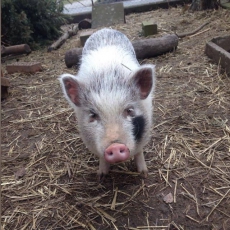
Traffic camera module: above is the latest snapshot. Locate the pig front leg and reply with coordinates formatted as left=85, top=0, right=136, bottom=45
left=134, top=152, right=148, bottom=178
left=97, top=157, right=110, bottom=181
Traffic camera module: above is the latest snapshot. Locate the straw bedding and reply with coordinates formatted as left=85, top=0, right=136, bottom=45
left=1, top=5, right=230, bottom=230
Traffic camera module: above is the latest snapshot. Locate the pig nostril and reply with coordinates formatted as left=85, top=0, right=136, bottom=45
left=104, top=143, right=130, bottom=163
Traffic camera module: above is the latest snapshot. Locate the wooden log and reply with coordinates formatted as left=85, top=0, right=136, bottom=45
left=65, top=34, right=179, bottom=68
left=48, top=25, right=78, bottom=52
left=65, top=48, right=83, bottom=68
left=1, top=44, right=31, bottom=56
left=1, top=77, right=10, bottom=87
left=1, top=69, right=10, bottom=100
left=78, top=19, right=92, bottom=30
left=132, top=34, right=178, bottom=59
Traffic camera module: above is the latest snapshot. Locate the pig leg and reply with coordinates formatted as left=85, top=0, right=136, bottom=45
left=134, top=152, right=148, bottom=178
left=97, top=158, right=110, bottom=181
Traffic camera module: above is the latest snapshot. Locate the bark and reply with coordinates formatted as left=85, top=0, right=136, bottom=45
left=65, top=34, right=179, bottom=68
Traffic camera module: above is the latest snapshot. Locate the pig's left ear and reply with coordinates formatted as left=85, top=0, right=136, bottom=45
left=132, top=65, right=156, bottom=100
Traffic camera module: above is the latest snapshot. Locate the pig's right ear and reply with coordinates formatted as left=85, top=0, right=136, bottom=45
left=59, top=74, right=82, bottom=107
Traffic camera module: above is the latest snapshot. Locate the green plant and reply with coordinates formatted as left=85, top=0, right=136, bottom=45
left=1, top=0, right=68, bottom=48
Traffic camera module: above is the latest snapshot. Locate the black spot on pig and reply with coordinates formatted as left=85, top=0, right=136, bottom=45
left=132, top=116, right=145, bottom=141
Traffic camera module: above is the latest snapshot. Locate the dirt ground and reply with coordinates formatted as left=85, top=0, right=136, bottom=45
left=1, top=5, right=230, bottom=230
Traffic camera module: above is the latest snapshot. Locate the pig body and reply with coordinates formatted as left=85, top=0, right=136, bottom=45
left=60, top=28, right=155, bottom=179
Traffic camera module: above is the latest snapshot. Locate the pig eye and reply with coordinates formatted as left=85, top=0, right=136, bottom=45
left=89, top=110, right=99, bottom=122
left=125, top=107, right=135, bottom=118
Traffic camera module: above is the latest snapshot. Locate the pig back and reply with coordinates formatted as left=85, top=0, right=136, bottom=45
left=83, top=28, right=136, bottom=58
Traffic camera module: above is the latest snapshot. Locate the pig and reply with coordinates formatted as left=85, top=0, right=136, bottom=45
left=60, top=28, right=156, bottom=180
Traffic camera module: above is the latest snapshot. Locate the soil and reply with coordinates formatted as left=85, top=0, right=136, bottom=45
left=1, top=5, right=230, bottom=230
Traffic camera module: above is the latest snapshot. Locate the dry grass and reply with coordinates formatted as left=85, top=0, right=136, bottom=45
left=1, top=5, right=230, bottom=230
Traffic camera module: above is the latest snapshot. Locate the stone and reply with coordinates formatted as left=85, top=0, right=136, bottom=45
left=80, top=30, right=95, bottom=47
left=6, top=62, right=42, bottom=74
left=92, top=2, right=125, bottom=29
left=220, top=2, right=230, bottom=10
left=142, top=21, right=157, bottom=37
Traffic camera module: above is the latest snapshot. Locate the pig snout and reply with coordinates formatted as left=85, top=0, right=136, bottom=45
left=104, top=143, right=130, bottom=164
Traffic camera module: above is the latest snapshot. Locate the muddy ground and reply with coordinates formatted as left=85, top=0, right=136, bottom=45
left=1, top=5, right=230, bottom=230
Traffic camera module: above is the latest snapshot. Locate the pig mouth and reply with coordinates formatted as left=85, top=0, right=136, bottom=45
left=104, top=143, right=130, bottom=164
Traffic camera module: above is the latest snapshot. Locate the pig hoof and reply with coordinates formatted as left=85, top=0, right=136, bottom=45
left=139, top=170, right=148, bottom=178
left=98, top=173, right=106, bottom=183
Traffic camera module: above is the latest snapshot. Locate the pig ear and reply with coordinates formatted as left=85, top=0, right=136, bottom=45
left=59, top=74, right=82, bottom=107
left=132, top=65, right=155, bottom=100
